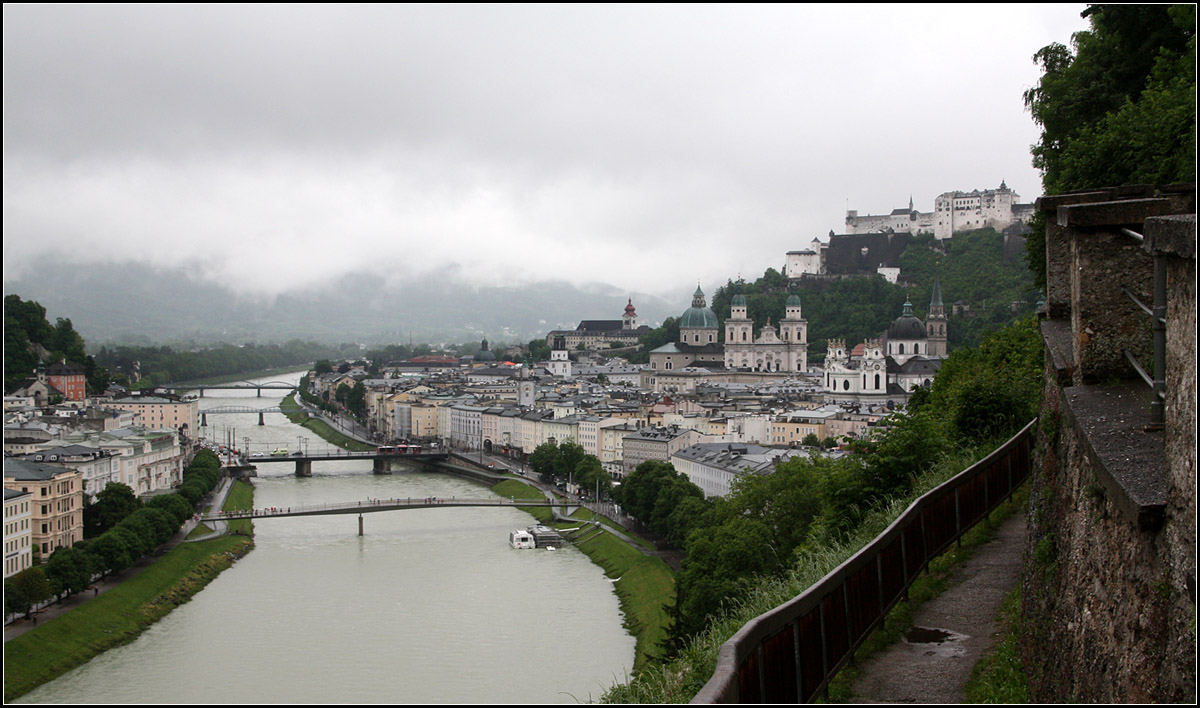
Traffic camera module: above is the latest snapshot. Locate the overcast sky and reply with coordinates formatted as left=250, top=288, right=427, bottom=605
left=4, top=4, right=1090, bottom=301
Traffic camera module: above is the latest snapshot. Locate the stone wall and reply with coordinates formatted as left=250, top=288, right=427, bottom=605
left=1023, top=191, right=1195, bottom=702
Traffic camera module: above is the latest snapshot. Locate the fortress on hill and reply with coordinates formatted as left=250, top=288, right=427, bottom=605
left=844, top=181, right=1035, bottom=240
left=785, top=181, right=1035, bottom=281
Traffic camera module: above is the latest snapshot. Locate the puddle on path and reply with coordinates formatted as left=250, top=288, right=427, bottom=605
left=902, top=626, right=969, bottom=657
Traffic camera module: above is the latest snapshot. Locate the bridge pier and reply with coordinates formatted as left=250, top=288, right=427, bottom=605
left=373, top=457, right=392, bottom=474
left=258, top=411, right=265, bottom=426
left=257, top=387, right=262, bottom=397
left=358, top=513, right=364, bottom=536
left=295, top=460, right=312, bottom=477
left=201, top=412, right=208, bottom=427
left=199, top=388, right=204, bottom=398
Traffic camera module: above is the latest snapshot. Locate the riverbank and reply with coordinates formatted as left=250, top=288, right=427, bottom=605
left=162, top=364, right=312, bottom=390
left=490, top=476, right=673, bottom=673
left=3, top=481, right=255, bottom=702
left=280, top=393, right=374, bottom=451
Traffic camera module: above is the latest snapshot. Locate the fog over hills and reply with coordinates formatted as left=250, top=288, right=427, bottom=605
left=3, top=259, right=677, bottom=348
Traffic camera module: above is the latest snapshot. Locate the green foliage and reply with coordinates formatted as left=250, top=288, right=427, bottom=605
left=347, top=381, right=367, bottom=418
left=526, top=338, right=551, bottom=362
left=924, top=316, right=1043, bottom=445
left=1025, top=4, right=1195, bottom=195
left=144, top=494, right=194, bottom=526
left=673, top=517, right=777, bottom=642
left=83, top=482, right=142, bottom=539
left=43, top=546, right=93, bottom=599
left=4, top=567, right=51, bottom=616
left=4, top=295, right=92, bottom=393
left=83, top=532, right=137, bottom=577
left=94, top=339, right=340, bottom=389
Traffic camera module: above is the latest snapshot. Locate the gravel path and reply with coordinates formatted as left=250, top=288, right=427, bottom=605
left=850, top=511, right=1026, bottom=703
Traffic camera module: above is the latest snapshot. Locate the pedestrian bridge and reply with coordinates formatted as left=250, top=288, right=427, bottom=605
left=201, top=496, right=570, bottom=535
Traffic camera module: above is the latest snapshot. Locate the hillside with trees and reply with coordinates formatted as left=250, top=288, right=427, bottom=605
left=629, top=227, right=1036, bottom=363
left=1023, top=3, right=1195, bottom=288
left=605, top=315, right=1043, bottom=700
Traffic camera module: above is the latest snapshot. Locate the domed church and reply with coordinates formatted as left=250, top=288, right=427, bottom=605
left=649, top=284, right=810, bottom=374
left=824, top=278, right=948, bottom=405
left=723, top=292, right=809, bottom=373
left=649, top=285, right=725, bottom=371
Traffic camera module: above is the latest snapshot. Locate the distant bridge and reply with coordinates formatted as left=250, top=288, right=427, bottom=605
left=173, top=380, right=299, bottom=397
left=200, top=496, right=570, bottom=536
left=237, top=449, right=450, bottom=476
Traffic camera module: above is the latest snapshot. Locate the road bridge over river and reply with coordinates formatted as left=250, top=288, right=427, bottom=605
left=170, top=380, right=298, bottom=397
left=241, top=449, right=449, bottom=476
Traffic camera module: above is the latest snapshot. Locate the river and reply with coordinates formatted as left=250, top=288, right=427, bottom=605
left=17, top=371, right=635, bottom=703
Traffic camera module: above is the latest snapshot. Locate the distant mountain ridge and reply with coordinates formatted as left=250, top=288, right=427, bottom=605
left=3, top=260, right=676, bottom=347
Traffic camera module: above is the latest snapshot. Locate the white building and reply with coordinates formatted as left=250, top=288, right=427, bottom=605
left=824, top=285, right=948, bottom=406
left=844, top=182, right=1034, bottom=240
left=672, top=443, right=807, bottom=498
left=4, top=488, right=33, bottom=578
left=723, top=293, right=808, bottom=373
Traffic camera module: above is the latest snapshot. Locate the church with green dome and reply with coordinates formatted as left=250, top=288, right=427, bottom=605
left=648, top=284, right=809, bottom=375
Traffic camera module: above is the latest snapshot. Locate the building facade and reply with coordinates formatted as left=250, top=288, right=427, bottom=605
left=845, top=182, right=1034, bottom=240
left=3, top=459, right=84, bottom=557
left=723, top=293, right=808, bottom=373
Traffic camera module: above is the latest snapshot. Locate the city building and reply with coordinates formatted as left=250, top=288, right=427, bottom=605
left=723, top=293, right=808, bottom=373
left=824, top=287, right=948, bottom=405
left=3, top=458, right=83, bottom=557
left=4, top=488, right=33, bottom=578
left=672, top=442, right=807, bottom=498
left=544, top=298, right=651, bottom=351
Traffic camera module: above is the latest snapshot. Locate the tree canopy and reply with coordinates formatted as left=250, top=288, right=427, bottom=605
left=1025, top=4, right=1195, bottom=195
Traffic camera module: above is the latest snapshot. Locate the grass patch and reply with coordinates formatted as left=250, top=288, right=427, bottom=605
left=186, top=522, right=213, bottom=539
left=3, top=481, right=256, bottom=702
left=278, top=395, right=373, bottom=452
left=964, top=587, right=1027, bottom=703
left=492, top=478, right=554, bottom=522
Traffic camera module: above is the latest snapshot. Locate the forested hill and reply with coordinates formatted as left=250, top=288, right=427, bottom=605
left=652, top=228, right=1038, bottom=361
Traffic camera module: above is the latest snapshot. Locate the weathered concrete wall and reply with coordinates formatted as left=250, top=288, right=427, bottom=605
left=1023, top=196, right=1195, bottom=703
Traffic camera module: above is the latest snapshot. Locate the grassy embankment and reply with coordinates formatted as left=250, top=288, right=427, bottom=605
left=279, top=393, right=374, bottom=452
left=3, top=482, right=256, bottom=703
left=490, top=478, right=674, bottom=674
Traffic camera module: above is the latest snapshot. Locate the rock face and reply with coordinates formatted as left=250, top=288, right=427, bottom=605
left=1023, top=193, right=1195, bottom=703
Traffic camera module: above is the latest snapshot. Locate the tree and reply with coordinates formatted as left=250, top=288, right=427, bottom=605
left=1025, top=4, right=1194, bottom=194
left=84, top=482, right=142, bottom=538
left=84, top=532, right=136, bottom=577
left=1024, top=5, right=1196, bottom=286
left=314, top=360, right=334, bottom=375
left=44, top=546, right=93, bottom=600
left=573, top=455, right=612, bottom=498
left=347, top=381, right=367, bottom=418
left=5, top=567, right=51, bottom=616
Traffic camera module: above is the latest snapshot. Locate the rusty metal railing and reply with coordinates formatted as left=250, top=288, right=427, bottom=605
left=692, top=418, right=1036, bottom=704
left=1118, top=228, right=1167, bottom=429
